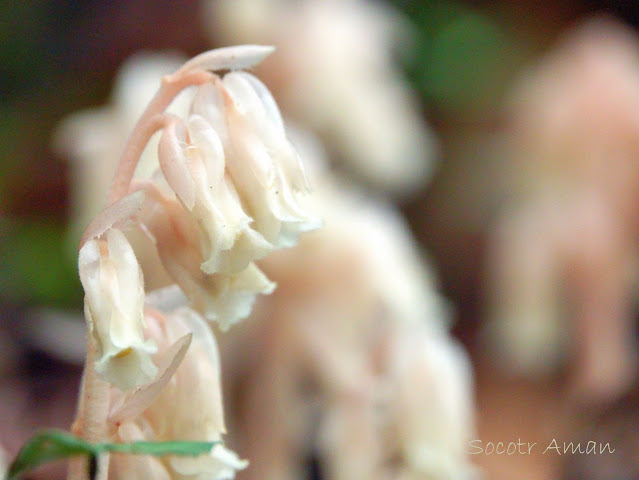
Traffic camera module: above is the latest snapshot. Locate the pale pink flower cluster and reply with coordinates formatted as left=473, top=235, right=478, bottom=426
left=69, top=45, right=318, bottom=480
left=60, top=40, right=475, bottom=480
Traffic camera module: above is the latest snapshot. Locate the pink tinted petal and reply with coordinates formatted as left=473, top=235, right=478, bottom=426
left=191, top=83, right=228, bottom=143
left=109, top=333, right=192, bottom=423
left=80, top=190, right=145, bottom=246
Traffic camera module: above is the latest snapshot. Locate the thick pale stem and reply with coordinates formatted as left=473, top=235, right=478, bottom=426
left=82, top=339, right=110, bottom=443
left=107, top=69, right=216, bottom=205
left=68, top=337, right=111, bottom=480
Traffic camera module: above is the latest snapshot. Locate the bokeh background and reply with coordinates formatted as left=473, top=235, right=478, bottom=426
left=3, top=1, right=639, bottom=479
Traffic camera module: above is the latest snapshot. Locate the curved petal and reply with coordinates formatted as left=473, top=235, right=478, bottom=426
left=80, top=190, right=146, bottom=246
left=110, top=332, right=192, bottom=423
left=158, top=119, right=196, bottom=210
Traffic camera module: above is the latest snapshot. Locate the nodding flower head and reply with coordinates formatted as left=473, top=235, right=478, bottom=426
left=67, top=46, right=321, bottom=480
left=132, top=49, right=318, bottom=330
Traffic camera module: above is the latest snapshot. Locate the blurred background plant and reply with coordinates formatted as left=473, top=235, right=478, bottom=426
left=3, top=1, right=639, bottom=479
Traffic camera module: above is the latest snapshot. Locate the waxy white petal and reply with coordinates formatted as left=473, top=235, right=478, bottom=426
left=235, top=72, right=285, bottom=133
left=132, top=308, right=227, bottom=442
left=157, top=113, right=274, bottom=275
left=109, top=306, right=246, bottom=480
left=170, top=443, right=248, bottom=478
left=221, top=80, right=320, bottom=247
left=191, top=82, right=229, bottom=144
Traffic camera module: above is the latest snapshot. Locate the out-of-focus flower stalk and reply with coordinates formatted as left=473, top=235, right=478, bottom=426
left=221, top=128, right=476, bottom=480
left=485, top=17, right=639, bottom=403
left=204, top=0, right=438, bottom=198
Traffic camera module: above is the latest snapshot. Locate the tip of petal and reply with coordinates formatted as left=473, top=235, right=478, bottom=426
left=180, top=45, right=275, bottom=74
left=79, top=190, right=146, bottom=248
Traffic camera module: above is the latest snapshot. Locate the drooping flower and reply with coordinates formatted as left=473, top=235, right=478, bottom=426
left=388, top=327, right=476, bottom=479
left=134, top=52, right=318, bottom=329
left=79, top=225, right=158, bottom=391
left=485, top=18, right=639, bottom=401
left=215, top=72, right=321, bottom=246
left=109, top=307, right=247, bottom=480
left=137, top=180, right=275, bottom=330
left=157, top=69, right=320, bottom=277
left=157, top=113, right=273, bottom=275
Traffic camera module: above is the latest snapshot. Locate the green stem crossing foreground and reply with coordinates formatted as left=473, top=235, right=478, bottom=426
left=7, top=430, right=218, bottom=480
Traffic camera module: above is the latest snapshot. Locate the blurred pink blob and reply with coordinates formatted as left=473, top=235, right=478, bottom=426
left=485, top=17, right=639, bottom=404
